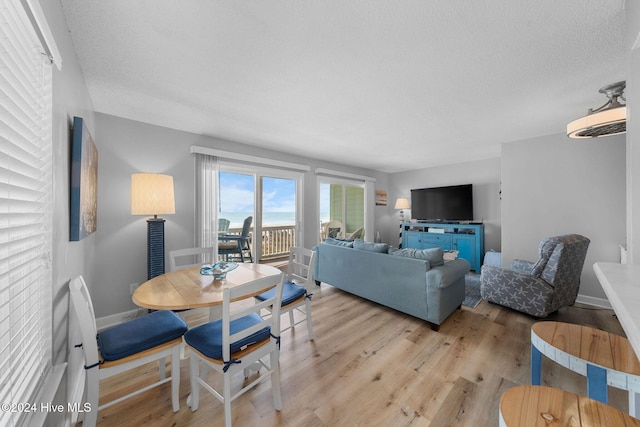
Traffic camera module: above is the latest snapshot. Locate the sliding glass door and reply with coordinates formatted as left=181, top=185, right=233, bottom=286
left=260, top=176, right=298, bottom=262
left=318, top=177, right=366, bottom=242
left=218, top=164, right=302, bottom=263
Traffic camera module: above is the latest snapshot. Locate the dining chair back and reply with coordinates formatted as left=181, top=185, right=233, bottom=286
left=255, top=246, right=316, bottom=340
left=218, top=216, right=253, bottom=262
left=68, top=276, right=187, bottom=427
left=169, top=246, right=215, bottom=271
left=168, top=247, right=216, bottom=324
left=184, top=272, right=285, bottom=427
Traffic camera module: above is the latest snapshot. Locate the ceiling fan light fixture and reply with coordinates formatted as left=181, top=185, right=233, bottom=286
left=567, top=81, right=627, bottom=139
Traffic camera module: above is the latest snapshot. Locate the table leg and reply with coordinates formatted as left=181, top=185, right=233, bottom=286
left=531, top=343, right=542, bottom=385
left=587, top=364, right=608, bottom=404
left=629, top=390, right=640, bottom=418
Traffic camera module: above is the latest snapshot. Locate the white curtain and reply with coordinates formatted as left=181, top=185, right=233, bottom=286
left=195, top=154, right=219, bottom=260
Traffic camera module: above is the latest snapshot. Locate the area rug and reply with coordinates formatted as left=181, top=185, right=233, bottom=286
left=463, top=274, right=482, bottom=308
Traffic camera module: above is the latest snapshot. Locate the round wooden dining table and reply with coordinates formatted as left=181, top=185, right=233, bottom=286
left=132, top=263, right=282, bottom=311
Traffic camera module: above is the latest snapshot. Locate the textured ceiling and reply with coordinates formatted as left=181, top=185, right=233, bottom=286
left=59, top=0, right=627, bottom=173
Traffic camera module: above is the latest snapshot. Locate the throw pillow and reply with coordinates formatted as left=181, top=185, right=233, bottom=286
left=353, top=239, right=389, bottom=253
left=389, top=247, right=444, bottom=266
left=323, top=237, right=354, bottom=248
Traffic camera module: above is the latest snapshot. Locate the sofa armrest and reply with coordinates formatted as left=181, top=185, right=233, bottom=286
left=427, top=258, right=470, bottom=289
left=510, top=259, right=535, bottom=274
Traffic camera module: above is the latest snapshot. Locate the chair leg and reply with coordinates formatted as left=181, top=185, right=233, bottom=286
left=223, top=372, right=233, bottom=427
left=189, top=355, right=200, bottom=412
left=288, top=310, right=295, bottom=328
left=270, top=349, right=282, bottom=411
left=305, top=299, right=314, bottom=340
left=171, top=345, right=181, bottom=412
left=84, top=368, right=100, bottom=427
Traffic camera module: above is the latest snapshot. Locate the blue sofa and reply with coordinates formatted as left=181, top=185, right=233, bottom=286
left=313, top=239, right=470, bottom=331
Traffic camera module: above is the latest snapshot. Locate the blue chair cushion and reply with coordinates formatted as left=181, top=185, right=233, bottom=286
left=255, top=280, right=306, bottom=306
left=184, top=313, right=271, bottom=360
left=97, top=310, right=188, bottom=361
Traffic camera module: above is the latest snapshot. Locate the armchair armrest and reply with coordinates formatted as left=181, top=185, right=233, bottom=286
left=510, top=259, right=535, bottom=274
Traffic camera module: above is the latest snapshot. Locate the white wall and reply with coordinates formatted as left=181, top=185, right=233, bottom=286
left=502, top=133, right=626, bottom=303
left=92, top=113, right=385, bottom=317
left=385, top=158, right=502, bottom=252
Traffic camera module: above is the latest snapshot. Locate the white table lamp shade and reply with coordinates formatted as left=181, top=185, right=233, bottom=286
left=394, top=197, right=410, bottom=210
left=131, top=173, right=175, bottom=216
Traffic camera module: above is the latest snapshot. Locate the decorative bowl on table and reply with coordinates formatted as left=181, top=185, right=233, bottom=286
left=200, top=261, right=238, bottom=280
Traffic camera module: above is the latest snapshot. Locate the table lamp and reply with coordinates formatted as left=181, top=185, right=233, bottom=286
left=131, top=173, right=175, bottom=279
left=394, top=197, right=410, bottom=222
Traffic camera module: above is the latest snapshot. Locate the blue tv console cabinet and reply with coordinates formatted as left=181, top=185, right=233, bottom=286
left=401, top=222, right=485, bottom=272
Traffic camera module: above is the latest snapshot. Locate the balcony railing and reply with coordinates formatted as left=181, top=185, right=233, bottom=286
left=226, top=224, right=296, bottom=261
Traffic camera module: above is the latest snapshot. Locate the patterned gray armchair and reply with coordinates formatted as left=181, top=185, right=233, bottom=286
left=480, top=234, right=590, bottom=317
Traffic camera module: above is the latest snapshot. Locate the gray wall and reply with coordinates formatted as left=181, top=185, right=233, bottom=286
left=385, top=158, right=502, bottom=252
left=626, top=0, right=640, bottom=263
left=93, top=113, right=386, bottom=318
left=41, top=0, right=96, bottom=423
left=501, top=133, right=626, bottom=303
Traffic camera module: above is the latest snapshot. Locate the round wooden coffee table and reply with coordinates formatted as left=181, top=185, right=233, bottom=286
left=500, top=385, right=640, bottom=427
left=531, top=321, right=640, bottom=417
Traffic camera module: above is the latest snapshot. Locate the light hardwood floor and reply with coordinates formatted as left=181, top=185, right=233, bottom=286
left=92, top=283, right=628, bottom=426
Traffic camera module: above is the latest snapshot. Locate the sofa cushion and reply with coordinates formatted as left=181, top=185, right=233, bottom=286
left=353, top=239, right=389, bottom=253
left=323, top=237, right=354, bottom=248
left=390, top=247, right=444, bottom=266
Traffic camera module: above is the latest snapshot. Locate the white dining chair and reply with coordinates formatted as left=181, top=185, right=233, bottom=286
left=184, top=272, right=285, bottom=427
left=254, top=246, right=316, bottom=340
left=168, top=246, right=217, bottom=325
left=68, top=276, right=187, bottom=427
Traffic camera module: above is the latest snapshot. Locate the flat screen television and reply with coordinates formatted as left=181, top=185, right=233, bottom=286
left=410, top=184, right=473, bottom=222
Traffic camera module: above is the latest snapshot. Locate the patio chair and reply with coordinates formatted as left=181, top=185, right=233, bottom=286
left=322, top=220, right=343, bottom=239
left=346, top=226, right=364, bottom=240
left=218, top=216, right=253, bottom=262
left=218, top=218, right=230, bottom=234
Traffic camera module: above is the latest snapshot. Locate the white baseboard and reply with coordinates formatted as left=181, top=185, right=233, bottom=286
left=96, top=308, right=147, bottom=330
left=575, top=293, right=612, bottom=309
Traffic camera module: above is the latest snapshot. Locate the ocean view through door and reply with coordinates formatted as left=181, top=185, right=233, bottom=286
left=219, top=168, right=301, bottom=263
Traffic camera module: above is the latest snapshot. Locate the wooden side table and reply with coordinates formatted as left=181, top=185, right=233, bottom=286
left=531, top=321, right=640, bottom=417
left=500, top=385, right=640, bottom=427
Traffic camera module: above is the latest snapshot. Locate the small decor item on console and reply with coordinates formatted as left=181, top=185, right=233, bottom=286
left=200, top=261, right=238, bottom=280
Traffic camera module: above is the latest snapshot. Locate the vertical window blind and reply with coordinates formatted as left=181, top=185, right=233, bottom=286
left=0, top=0, right=54, bottom=425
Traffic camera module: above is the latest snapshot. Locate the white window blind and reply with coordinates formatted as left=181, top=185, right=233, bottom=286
left=0, top=0, right=54, bottom=425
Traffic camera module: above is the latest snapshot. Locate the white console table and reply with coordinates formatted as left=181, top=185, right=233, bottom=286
left=593, top=262, right=640, bottom=359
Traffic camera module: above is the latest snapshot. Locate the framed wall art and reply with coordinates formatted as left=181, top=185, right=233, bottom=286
left=375, top=190, right=387, bottom=206
left=70, top=116, right=98, bottom=241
